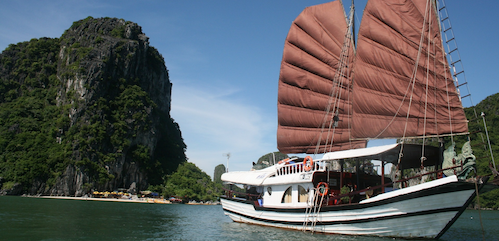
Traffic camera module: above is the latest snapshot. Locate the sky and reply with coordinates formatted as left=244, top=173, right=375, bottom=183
left=1, top=0, right=498, bottom=178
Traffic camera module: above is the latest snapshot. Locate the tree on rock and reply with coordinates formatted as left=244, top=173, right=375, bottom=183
left=163, top=162, right=220, bottom=202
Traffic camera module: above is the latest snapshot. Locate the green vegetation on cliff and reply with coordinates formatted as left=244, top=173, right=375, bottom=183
left=161, top=162, right=223, bottom=202
left=0, top=38, right=71, bottom=191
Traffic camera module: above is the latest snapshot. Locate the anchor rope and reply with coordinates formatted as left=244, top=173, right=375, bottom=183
left=474, top=179, right=485, bottom=241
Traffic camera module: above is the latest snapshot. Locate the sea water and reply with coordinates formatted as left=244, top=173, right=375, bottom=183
left=0, top=196, right=497, bottom=240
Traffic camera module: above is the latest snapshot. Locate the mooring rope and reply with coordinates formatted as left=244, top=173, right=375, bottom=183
left=474, top=178, right=485, bottom=241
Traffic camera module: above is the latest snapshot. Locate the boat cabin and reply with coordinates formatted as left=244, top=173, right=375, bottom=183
left=221, top=143, right=455, bottom=208
left=222, top=151, right=391, bottom=208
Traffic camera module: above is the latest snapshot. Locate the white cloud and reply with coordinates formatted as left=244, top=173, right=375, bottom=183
left=171, top=82, right=276, bottom=178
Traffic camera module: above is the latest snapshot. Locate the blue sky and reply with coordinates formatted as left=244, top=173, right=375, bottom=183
left=1, top=0, right=498, bottom=177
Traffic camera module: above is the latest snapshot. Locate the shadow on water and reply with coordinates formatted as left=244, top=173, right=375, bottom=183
left=0, top=196, right=497, bottom=240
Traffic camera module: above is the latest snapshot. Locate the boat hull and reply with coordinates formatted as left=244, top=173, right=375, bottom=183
left=221, top=176, right=481, bottom=239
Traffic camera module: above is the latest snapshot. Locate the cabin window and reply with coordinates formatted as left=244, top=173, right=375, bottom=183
left=281, top=186, right=292, bottom=203
left=330, top=179, right=338, bottom=188
left=298, top=185, right=308, bottom=202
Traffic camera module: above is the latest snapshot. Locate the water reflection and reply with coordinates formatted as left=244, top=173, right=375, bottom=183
left=0, top=196, right=496, bottom=241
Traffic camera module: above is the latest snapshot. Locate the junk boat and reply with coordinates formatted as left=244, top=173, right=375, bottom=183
left=221, top=0, right=498, bottom=239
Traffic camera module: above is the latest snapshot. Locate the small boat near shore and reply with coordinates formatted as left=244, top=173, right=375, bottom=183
left=221, top=0, right=498, bottom=239
left=37, top=195, right=172, bottom=204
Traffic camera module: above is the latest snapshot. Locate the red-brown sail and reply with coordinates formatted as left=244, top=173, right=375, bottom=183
left=277, top=1, right=366, bottom=154
left=352, top=0, right=468, bottom=139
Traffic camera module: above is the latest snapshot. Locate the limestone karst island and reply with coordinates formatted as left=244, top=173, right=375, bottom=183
left=0, top=17, right=222, bottom=203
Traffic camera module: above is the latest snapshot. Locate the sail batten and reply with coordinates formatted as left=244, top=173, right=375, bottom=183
left=287, top=22, right=343, bottom=63
left=278, top=83, right=350, bottom=111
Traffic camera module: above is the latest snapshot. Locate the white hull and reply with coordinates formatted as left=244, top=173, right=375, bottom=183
left=221, top=176, right=478, bottom=239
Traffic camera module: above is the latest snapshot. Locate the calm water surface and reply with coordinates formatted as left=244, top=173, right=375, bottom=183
left=0, top=196, right=497, bottom=240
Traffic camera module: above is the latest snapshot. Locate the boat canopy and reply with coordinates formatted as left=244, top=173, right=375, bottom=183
left=221, top=166, right=277, bottom=186
left=321, top=143, right=398, bottom=160
left=320, top=143, right=440, bottom=169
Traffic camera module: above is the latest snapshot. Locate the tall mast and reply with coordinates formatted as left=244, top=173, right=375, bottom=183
left=351, top=0, right=355, bottom=47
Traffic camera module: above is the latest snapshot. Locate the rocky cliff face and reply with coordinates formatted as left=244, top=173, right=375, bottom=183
left=57, top=17, right=171, bottom=121
left=0, top=17, right=186, bottom=196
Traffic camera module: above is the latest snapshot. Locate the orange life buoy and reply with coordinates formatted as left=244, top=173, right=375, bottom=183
left=303, top=156, right=313, bottom=171
left=317, top=182, right=329, bottom=196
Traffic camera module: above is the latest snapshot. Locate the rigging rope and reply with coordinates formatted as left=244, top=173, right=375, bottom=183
left=474, top=179, right=485, bottom=241
left=371, top=0, right=432, bottom=140
left=439, top=4, right=455, bottom=144
left=313, top=4, right=355, bottom=156
left=397, top=0, right=432, bottom=167
left=439, top=0, right=495, bottom=168
left=421, top=0, right=433, bottom=166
